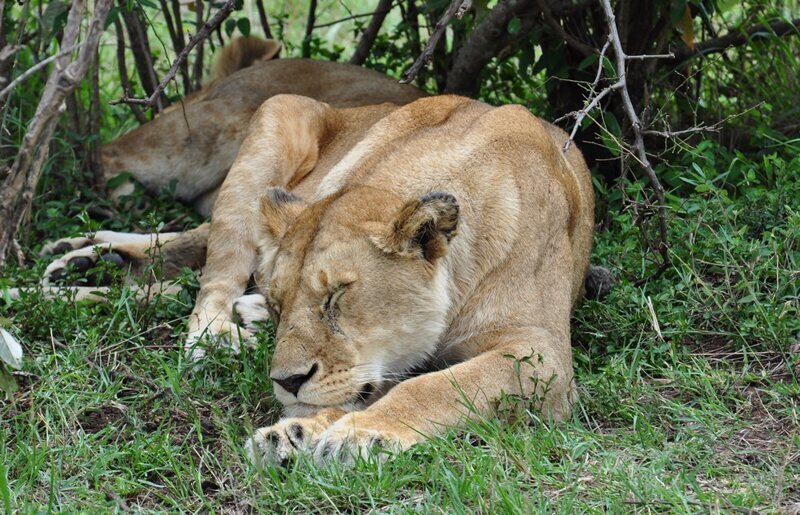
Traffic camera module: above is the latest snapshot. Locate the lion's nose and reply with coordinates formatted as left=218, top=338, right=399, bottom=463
left=271, top=363, right=318, bottom=396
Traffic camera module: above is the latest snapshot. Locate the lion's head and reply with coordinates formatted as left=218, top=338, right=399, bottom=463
left=256, top=187, right=459, bottom=416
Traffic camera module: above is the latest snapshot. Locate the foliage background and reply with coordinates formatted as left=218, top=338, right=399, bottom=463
left=0, top=0, right=798, bottom=511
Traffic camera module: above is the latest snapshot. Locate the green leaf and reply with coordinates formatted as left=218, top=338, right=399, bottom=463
left=604, top=111, right=622, bottom=137
left=237, top=18, right=251, bottom=37
left=42, top=0, right=69, bottom=38
left=104, top=6, right=120, bottom=29
left=578, top=54, right=599, bottom=71
left=508, top=17, right=521, bottom=35
left=225, top=18, right=236, bottom=37
left=106, top=172, right=133, bottom=189
left=669, top=0, right=688, bottom=24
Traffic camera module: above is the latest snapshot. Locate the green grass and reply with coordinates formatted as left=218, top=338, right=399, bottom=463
left=2, top=2, right=799, bottom=508
left=1, top=143, right=798, bottom=512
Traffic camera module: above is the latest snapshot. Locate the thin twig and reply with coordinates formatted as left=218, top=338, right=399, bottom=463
left=314, top=2, right=401, bottom=29
left=400, top=0, right=472, bottom=84
left=558, top=37, right=614, bottom=150
left=600, top=0, right=671, bottom=282
left=625, top=53, right=674, bottom=60
left=642, top=125, right=715, bottom=138
left=0, top=43, right=81, bottom=102
left=111, top=0, right=237, bottom=108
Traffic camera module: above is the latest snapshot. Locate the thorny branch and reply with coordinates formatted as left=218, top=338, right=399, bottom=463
left=111, top=0, right=236, bottom=108
left=562, top=0, right=681, bottom=282
left=400, top=0, right=472, bottom=84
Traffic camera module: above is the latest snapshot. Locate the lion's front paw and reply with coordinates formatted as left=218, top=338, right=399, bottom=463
left=232, top=293, right=271, bottom=332
left=184, top=317, right=254, bottom=360
left=313, top=414, right=420, bottom=465
left=245, top=417, right=324, bottom=468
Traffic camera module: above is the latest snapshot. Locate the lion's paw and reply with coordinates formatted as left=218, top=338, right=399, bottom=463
left=184, top=317, right=254, bottom=360
left=245, top=418, right=322, bottom=468
left=43, top=243, right=132, bottom=287
left=312, top=416, right=417, bottom=466
left=232, top=293, right=270, bottom=332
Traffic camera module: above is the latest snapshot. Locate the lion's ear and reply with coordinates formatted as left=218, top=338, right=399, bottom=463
left=261, top=188, right=306, bottom=239
left=374, top=192, right=459, bottom=262
left=261, top=39, right=282, bottom=61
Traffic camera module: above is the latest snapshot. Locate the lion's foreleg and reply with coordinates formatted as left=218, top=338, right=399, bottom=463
left=187, top=95, right=333, bottom=355
left=312, top=327, right=575, bottom=464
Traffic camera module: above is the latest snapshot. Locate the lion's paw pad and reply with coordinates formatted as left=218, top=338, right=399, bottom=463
left=40, top=236, right=95, bottom=256
left=43, top=244, right=131, bottom=287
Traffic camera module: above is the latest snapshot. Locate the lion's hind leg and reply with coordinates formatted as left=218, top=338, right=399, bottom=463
left=42, top=225, right=209, bottom=288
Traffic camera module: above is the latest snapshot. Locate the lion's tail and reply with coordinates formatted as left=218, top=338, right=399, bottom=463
left=212, top=36, right=282, bottom=81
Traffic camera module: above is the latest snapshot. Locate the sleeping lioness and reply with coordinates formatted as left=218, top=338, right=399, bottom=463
left=99, top=36, right=426, bottom=216
left=40, top=93, right=594, bottom=464
left=177, top=93, right=594, bottom=464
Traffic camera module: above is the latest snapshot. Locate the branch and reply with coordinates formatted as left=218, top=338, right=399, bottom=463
left=302, top=0, right=318, bottom=58
left=119, top=0, right=164, bottom=110
left=600, top=0, right=670, bottom=281
left=400, top=0, right=472, bottom=84
left=0, top=43, right=81, bottom=102
left=314, top=3, right=401, bottom=29
left=255, top=0, right=273, bottom=39
left=191, top=0, right=205, bottom=90
left=168, top=0, right=192, bottom=94
left=444, top=0, right=593, bottom=96
left=113, top=16, right=147, bottom=124
left=350, top=0, right=394, bottom=65
left=444, top=0, right=535, bottom=94
left=674, top=17, right=800, bottom=63
left=111, top=0, right=236, bottom=108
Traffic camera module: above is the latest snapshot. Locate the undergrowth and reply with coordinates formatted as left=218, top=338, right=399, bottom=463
left=1, top=138, right=797, bottom=512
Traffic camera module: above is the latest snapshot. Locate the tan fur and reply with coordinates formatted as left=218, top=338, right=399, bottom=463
left=100, top=37, right=425, bottom=215
left=180, top=94, right=594, bottom=464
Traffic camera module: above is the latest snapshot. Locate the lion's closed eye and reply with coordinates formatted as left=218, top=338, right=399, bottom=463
left=321, top=283, right=350, bottom=331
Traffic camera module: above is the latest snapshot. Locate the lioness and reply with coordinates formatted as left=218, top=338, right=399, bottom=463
left=30, top=40, right=596, bottom=465
left=175, top=93, right=594, bottom=465
left=99, top=36, right=425, bottom=216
